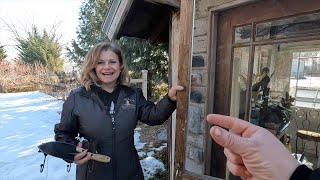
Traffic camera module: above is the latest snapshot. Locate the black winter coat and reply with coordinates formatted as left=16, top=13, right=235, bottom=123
left=54, top=85, right=176, bottom=180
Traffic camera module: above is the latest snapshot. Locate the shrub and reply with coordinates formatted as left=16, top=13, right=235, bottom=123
left=149, top=146, right=168, bottom=180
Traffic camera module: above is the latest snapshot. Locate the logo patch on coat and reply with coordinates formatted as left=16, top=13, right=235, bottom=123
left=122, top=98, right=135, bottom=109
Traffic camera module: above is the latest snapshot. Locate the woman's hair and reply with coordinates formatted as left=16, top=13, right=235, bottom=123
left=80, top=42, right=130, bottom=90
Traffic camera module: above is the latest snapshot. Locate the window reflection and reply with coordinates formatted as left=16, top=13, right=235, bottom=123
left=234, top=25, right=252, bottom=44
left=249, top=42, right=320, bottom=131
left=291, top=51, right=320, bottom=108
left=230, top=47, right=250, bottom=119
left=256, top=11, right=320, bottom=41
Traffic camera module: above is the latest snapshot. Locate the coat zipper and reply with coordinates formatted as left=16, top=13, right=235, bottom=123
left=110, top=109, right=116, bottom=180
left=90, top=93, right=117, bottom=180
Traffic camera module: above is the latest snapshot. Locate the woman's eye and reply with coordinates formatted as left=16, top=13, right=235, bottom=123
left=97, top=61, right=104, bottom=65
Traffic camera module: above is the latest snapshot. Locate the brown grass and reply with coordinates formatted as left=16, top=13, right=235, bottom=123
left=0, top=60, right=80, bottom=100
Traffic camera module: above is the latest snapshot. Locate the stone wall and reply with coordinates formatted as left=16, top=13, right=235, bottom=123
left=184, top=0, right=239, bottom=174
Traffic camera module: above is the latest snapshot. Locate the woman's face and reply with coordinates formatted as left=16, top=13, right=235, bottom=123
left=95, top=50, right=121, bottom=90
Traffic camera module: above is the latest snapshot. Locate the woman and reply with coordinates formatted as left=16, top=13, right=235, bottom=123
left=54, top=42, right=183, bottom=180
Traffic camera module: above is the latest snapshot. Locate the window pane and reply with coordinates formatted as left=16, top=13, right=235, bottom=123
left=234, top=25, right=252, bottom=44
left=256, top=11, right=320, bottom=41
left=249, top=41, right=320, bottom=132
left=230, top=47, right=250, bottom=119
left=250, top=44, right=292, bottom=127
left=291, top=51, right=320, bottom=108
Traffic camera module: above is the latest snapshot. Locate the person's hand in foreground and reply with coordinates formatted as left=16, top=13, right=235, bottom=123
left=168, top=84, right=184, bottom=101
left=74, top=142, right=92, bottom=165
left=207, top=114, right=299, bottom=180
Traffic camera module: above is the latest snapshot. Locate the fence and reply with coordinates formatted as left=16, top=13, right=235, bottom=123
left=41, top=70, right=148, bottom=100
left=130, top=70, right=148, bottom=98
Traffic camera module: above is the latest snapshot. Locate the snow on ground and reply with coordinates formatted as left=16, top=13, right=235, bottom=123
left=0, top=91, right=165, bottom=180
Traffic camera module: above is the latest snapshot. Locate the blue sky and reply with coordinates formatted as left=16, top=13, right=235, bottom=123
left=0, top=0, right=82, bottom=59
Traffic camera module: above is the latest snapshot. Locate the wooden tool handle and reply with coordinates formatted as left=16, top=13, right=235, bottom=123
left=91, top=154, right=111, bottom=163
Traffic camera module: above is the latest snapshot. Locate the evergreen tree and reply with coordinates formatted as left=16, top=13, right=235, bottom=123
left=66, top=0, right=111, bottom=65
left=0, top=44, right=7, bottom=61
left=15, top=25, right=64, bottom=72
left=119, top=37, right=169, bottom=101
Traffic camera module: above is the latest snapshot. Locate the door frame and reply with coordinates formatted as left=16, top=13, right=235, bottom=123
left=208, top=0, right=320, bottom=178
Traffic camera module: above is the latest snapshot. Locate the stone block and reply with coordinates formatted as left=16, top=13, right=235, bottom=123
left=186, top=144, right=203, bottom=164
left=188, top=105, right=202, bottom=134
left=193, top=35, right=207, bottom=53
left=194, top=17, right=208, bottom=36
left=186, top=131, right=204, bottom=148
left=192, top=55, right=205, bottom=67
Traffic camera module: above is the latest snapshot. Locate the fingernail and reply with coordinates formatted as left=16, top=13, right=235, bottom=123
left=214, top=127, right=221, bottom=136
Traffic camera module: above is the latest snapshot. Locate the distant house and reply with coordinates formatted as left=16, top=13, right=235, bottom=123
left=103, top=0, right=320, bottom=179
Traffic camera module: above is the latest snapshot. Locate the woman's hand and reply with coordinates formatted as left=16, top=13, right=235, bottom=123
left=74, top=142, right=92, bottom=165
left=168, top=84, right=184, bottom=101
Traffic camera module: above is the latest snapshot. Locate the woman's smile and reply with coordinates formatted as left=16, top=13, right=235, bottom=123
left=95, top=50, right=121, bottom=91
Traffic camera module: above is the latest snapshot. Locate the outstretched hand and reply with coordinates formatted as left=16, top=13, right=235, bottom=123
left=168, top=84, right=184, bottom=101
left=207, top=114, right=299, bottom=180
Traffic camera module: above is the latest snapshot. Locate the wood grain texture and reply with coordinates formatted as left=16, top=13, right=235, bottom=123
left=174, top=0, right=194, bottom=179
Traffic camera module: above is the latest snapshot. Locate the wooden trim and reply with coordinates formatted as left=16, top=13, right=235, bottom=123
left=106, top=0, right=134, bottom=40
left=174, top=0, right=194, bottom=179
left=244, top=44, right=255, bottom=121
left=145, top=0, right=180, bottom=8
left=204, top=11, right=217, bottom=176
left=208, top=0, right=259, bottom=12
left=169, top=10, right=181, bottom=180
left=232, top=35, right=320, bottom=48
left=183, top=171, right=224, bottom=180
left=102, top=0, right=121, bottom=35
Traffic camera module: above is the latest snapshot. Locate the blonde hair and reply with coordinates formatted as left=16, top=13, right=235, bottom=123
left=80, top=42, right=130, bottom=90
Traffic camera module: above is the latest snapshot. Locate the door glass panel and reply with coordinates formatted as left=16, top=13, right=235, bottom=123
left=291, top=51, right=320, bottom=108
left=256, top=11, right=320, bottom=41
left=250, top=41, right=320, bottom=130
left=234, top=25, right=252, bottom=44
left=230, top=47, right=250, bottom=119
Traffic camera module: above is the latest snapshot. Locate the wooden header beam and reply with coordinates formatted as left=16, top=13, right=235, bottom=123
left=145, top=0, right=180, bottom=8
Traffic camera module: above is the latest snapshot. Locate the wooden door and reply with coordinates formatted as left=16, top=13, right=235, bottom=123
left=212, top=0, right=320, bottom=178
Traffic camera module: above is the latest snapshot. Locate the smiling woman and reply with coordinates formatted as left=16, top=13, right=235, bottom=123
left=54, top=42, right=184, bottom=180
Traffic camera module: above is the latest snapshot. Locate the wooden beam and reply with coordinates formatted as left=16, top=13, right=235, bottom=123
left=204, top=11, right=218, bottom=176
left=174, top=0, right=194, bottom=179
left=208, top=0, right=258, bottom=12
left=145, top=0, right=180, bottom=8
left=169, top=11, right=180, bottom=180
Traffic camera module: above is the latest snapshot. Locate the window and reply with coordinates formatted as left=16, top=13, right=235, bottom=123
left=291, top=51, right=320, bottom=108
left=230, top=11, right=320, bottom=128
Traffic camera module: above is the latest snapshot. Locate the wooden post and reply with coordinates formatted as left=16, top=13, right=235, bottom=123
left=174, top=0, right=194, bottom=179
left=141, top=70, right=148, bottom=98
left=169, top=11, right=180, bottom=180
